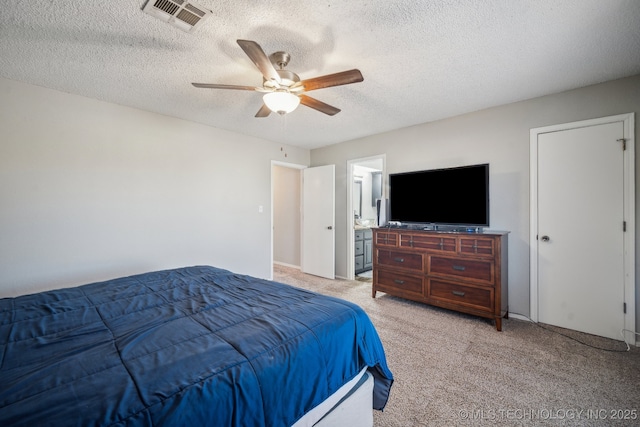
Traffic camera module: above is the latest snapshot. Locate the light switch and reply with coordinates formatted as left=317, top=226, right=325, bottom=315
left=258, top=205, right=264, bottom=213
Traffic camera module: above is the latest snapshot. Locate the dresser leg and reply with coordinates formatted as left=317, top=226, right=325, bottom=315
left=372, top=288, right=377, bottom=298
left=495, top=317, right=502, bottom=331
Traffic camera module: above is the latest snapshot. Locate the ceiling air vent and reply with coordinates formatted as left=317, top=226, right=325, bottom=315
left=142, top=0, right=212, bottom=33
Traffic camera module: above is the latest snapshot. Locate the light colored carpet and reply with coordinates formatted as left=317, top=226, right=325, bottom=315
left=273, top=265, right=640, bottom=426
left=357, top=270, right=373, bottom=280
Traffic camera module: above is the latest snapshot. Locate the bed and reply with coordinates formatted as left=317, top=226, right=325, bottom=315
left=0, top=266, right=393, bottom=426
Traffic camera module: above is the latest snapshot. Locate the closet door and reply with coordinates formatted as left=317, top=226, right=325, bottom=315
left=534, top=119, right=627, bottom=340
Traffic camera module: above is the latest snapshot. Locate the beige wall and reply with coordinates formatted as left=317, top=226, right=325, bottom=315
left=0, top=77, right=309, bottom=297
left=311, top=74, right=640, bottom=328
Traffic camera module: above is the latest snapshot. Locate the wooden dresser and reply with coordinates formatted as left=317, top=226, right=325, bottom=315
left=372, top=227, right=508, bottom=330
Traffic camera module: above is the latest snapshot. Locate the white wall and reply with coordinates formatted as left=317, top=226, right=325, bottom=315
left=0, top=77, right=309, bottom=297
left=273, top=165, right=301, bottom=267
left=311, top=74, right=640, bottom=328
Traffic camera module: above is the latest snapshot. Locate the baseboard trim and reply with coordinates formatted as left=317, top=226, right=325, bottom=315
left=508, top=313, right=531, bottom=322
left=274, top=261, right=300, bottom=270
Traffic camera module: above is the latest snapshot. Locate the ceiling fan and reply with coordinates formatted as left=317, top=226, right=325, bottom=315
left=192, top=39, right=364, bottom=117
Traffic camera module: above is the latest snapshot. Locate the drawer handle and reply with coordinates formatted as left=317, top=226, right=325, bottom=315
left=452, top=290, right=466, bottom=297
left=394, top=279, right=405, bottom=285
left=393, top=257, right=405, bottom=263
left=452, top=265, right=466, bottom=271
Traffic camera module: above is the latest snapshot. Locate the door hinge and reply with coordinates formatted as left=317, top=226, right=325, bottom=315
left=617, top=138, right=627, bottom=150
left=623, top=221, right=627, bottom=232
left=623, top=302, right=627, bottom=314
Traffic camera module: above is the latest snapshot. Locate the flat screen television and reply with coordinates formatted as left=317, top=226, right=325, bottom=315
left=388, top=163, right=489, bottom=229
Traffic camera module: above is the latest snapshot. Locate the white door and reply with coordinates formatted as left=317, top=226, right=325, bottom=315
left=302, top=165, right=335, bottom=279
left=535, top=122, right=625, bottom=340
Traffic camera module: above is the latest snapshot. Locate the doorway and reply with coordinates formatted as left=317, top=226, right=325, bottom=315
left=271, top=161, right=305, bottom=279
left=347, top=155, right=385, bottom=281
left=530, top=113, right=635, bottom=342
left=271, top=162, right=336, bottom=280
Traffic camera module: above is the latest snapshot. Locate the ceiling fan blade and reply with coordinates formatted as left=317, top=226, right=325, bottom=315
left=192, top=83, right=258, bottom=91
left=255, top=104, right=272, bottom=118
left=299, top=95, right=341, bottom=116
left=237, top=39, right=282, bottom=84
left=300, top=69, right=363, bottom=92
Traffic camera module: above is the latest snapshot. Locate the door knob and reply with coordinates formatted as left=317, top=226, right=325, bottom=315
left=540, top=235, right=550, bottom=242
left=327, top=226, right=333, bottom=230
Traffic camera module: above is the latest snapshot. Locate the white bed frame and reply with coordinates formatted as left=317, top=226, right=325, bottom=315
left=292, top=368, right=374, bottom=427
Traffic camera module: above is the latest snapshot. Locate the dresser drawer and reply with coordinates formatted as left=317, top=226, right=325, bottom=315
left=377, top=270, right=424, bottom=296
left=399, top=234, right=456, bottom=252
left=355, top=230, right=365, bottom=241
left=375, top=231, right=398, bottom=247
left=428, top=256, right=494, bottom=285
left=428, top=279, right=493, bottom=312
left=355, top=240, right=364, bottom=256
left=459, top=237, right=495, bottom=256
left=377, top=250, right=423, bottom=272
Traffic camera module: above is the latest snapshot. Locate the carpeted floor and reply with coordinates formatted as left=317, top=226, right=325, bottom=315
left=273, top=265, right=640, bottom=426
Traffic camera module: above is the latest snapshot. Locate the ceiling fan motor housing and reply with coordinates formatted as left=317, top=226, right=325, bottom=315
left=269, top=51, right=291, bottom=69
left=264, top=69, right=300, bottom=91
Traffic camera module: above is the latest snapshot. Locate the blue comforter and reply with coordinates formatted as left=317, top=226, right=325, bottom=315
left=0, top=266, right=392, bottom=426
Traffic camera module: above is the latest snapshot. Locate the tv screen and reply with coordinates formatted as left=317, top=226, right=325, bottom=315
left=389, top=163, right=489, bottom=227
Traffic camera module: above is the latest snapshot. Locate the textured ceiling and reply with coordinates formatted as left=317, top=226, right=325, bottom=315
left=1, top=0, right=639, bottom=149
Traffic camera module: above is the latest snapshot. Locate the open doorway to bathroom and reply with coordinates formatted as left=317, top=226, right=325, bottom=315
left=346, top=155, right=385, bottom=281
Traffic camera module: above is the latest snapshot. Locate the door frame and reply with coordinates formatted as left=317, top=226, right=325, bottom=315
left=529, top=113, right=635, bottom=344
left=347, top=155, right=386, bottom=281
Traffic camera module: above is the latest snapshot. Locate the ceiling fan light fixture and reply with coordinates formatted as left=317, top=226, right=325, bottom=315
left=263, top=91, right=300, bottom=115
